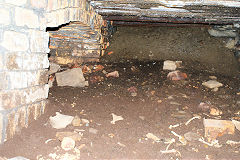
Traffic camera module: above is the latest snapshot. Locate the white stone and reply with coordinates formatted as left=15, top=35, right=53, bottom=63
left=56, top=68, right=86, bottom=87
left=163, top=60, right=177, bottom=71
left=6, top=0, right=27, bottom=6
left=0, top=8, right=10, bottom=25
left=1, top=31, right=29, bottom=51
left=15, top=8, right=39, bottom=28
left=202, top=80, right=223, bottom=89
left=225, top=38, right=237, bottom=49
left=49, top=112, right=74, bottom=129
left=208, top=29, right=237, bottom=37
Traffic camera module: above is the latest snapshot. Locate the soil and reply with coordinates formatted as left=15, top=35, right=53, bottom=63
left=0, top=26, right=240, bottom=160
left=104, top=26, right=239, bottom=76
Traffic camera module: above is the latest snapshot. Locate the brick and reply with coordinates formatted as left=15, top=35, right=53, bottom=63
left=0, top=72, right=8, bottom=90
left=17, top=107, right=27, bottom=129
left=0, top=91, right=17, bottom=110
left=29, top=30, right=50, bottom=53
left=6, top=110, right=17, bottom=140
left=8, top=72, right=23, bottom=89
left=1, top=31, right=29, bottom=52
left=0, top=8, right=10, bottom=25
left=34, top=102, right=42, bottom=120
left=27, top=103, right=35, bottom=125
left=15, top=7, right=39, bottom=28
left=47, top=0, right=58, bottom=11
left=0, top=113, right=3, bottom=143
left=30, top=0, right=47, bottom=9
left=6, top=0, right=27, bottom=6
left=41, top=100, right=47, bottom=114
left=6, top=53, right=22, bottom=70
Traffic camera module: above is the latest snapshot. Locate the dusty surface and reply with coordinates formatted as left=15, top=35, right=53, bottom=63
left=105, top=26, right=239, bottom=76
left=0, top=60, right=240, bottom=159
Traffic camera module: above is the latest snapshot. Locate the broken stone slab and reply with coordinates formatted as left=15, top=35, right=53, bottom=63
left=208, top=28, right=237, bottom=37
left=56, top=131, right=82, bottom=141
left=202, top=80, right=223, bottom=89
left=48, top=62, right=60, bottom=75
left=203, top=119, right=235, bottom=141
left=56, top=68, right=87, bottom=87
left=49, top=112, right=74, bottom=129
left=163, top=60, right=182, bottom=71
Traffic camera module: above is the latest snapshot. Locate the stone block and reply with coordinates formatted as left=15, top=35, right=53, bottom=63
left=34, top=102, right=42, bottom=120
left=0, top=53, right=4, bottom=70
left=47, top=0, right=58, bottom=11
left=29, top=30, right=50, bottom=53
left=0, top=90, right=22, bottom=110
left=8, top=72, right=23, bottom=89
left=6, top=53, right=22, bottom=70
left=6, top=0, right=27, bottom=6
left=0, top=8, right=10, bottom=25
left=1, top=31, right=29, bottom=51
left=0, top=113, right=3, bottom=143
left=0, top=72, right=8, bottom=90
left=38, top=69, right=48, bottom=85
left=30, top=0, right=47, bottom=9
left=41, top=100, right=47, bottom=114
left=26, top=85, right=49, bottom=104
left=15, top=7, right=39, bottom=28
left=27, top=104, right=35, bottom=125
left=6, top=110, right=17, bottom=140
left=56, top=68, right=86, bottom=87
left=17, top=107, right=27, bottom=129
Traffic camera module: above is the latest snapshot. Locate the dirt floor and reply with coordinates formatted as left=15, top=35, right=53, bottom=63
left=0, top=26, right=240, bottom=160
left=0, top=60, right=240, bottom=159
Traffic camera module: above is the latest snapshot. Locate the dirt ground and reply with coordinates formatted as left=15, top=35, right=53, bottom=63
left=105, top=26, right=239, bottom=76
left=0, top=26, right=240, bottom=160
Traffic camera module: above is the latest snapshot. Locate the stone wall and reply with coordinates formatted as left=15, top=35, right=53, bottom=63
left=0, top=0, right=105, bottom=143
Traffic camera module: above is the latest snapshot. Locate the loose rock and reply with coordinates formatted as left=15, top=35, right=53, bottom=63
left=204, top=119, right=235, bottom=141
left=208, top=28, right=237, bottom=37
left=48, top=62, right=60, bottom=75
left=106, top=71, right=119, bottom=78
left=56, top=68, right=87, bottom=87
left=61, top=137, right=75, bottom=151
left=163, top=60, right=177, bottom=71
left=202, top=80, right=223, bottom=89
left=49, top=112, right=74, bottom=129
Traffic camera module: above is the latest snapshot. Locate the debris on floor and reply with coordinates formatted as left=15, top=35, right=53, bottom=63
left=49, top=112, right=74, bottom=129
left=203, top=119, right=235, bottom=141
left=167, top=70, right=187, bottom=81
left=146, top=133, right=161, bottom=142
left=60, top=137, right=75, bottom=151
left=111, top=113, right=123, bottom=124
left=106, top=71, right=119, bottom=78
left=163, top=60, right=182, bottom=70
left=202, top=80, right=223, bottom=89
left=55, top=68, right=87, bottom=87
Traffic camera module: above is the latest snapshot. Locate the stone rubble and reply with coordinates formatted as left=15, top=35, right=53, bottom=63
left=56, top=68, right=87, bottom=87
